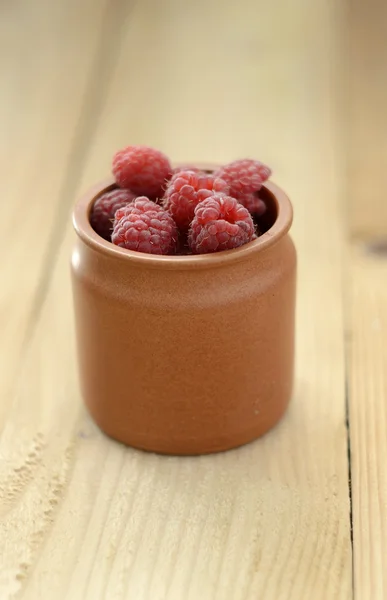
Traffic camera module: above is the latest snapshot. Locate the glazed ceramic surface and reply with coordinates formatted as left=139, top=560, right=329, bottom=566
left=71, top=173, right=296, bottom=454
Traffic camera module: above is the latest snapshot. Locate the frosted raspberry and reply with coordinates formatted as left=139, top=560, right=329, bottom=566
left=90, top=188, right=136, bottom=240
left=112, top=145, right=172, bottom=198
left=112, top=197, right=178, bottom=255
left=188, top=194, right=255, bottom=254
left=237, top=192, right=267, bottom=216
left=163, top=170, right=229, bottom=231
left=214, top=159, right=271, bottom=198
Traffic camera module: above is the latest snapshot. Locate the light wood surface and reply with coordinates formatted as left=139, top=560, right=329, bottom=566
left=347, top=245, right=387, bottom=599
left=345, top=0, right=387, bottom=237
left=0, top=0, right=385, bottom=598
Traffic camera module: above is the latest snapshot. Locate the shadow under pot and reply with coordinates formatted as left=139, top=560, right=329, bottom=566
left=71, top=172, right=297, bottom=455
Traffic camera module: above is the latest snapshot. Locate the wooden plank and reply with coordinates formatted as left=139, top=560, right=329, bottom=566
left=0, top=0, right=352, bottom=597
left=345, top=1, right=387, bottom=590
left=344, top=0, right=387, bottom=237
left=347, top=244, right=387, bottom=599
left=0, top=0, right=118, bottom=427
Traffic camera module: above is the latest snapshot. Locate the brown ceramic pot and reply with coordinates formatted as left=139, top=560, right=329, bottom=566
left=71, top=170, right=296, bottom=455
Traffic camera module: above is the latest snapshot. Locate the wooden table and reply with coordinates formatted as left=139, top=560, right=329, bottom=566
left=1, top=1, right=386, bottom=598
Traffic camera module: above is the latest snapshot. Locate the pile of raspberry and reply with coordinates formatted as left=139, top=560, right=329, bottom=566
left=90, top=145, right=272, bottom=255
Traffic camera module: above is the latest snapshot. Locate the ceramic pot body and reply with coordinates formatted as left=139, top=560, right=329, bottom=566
left=71, top=175, right=296, bottom=455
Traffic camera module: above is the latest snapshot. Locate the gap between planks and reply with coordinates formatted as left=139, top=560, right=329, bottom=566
left=346, top=242, right=387, bottom=600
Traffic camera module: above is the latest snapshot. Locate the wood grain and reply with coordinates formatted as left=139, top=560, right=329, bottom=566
left=0, top=0, right=119, bottom=427
left=0, top=0, right=355, bottom=598
left=347, top=244, right=387, bottom=600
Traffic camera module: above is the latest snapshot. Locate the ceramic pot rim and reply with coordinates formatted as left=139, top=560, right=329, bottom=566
left=73, top=170, right=293, bottom=270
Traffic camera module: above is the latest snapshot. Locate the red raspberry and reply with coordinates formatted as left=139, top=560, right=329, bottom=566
left=163, top=170, right=229, bottom=231
left=112, top=197, right=178, bottom=255
left=112, top=145, right=172, bottom=198
left=214, top=159, right=271, bottom=198
left=188, top=194, right=255, bottom=254
left=90, top=188, right=136, bottom=240
left=237, top=192, right=267, bottom=216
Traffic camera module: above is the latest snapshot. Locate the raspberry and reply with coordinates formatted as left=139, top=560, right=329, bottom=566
left=112, top=145, right=172, bottom=198
left=163, top=170, right=229, bottom=231
left=188, top=194, right=255, bottom=254
left=237, top=192, right=267, bottom=216
left=214, top=159, right=271, bottom=199
left=112, top=197, right=178, bottom=255
left=90, top=188, right=136, bottom=240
